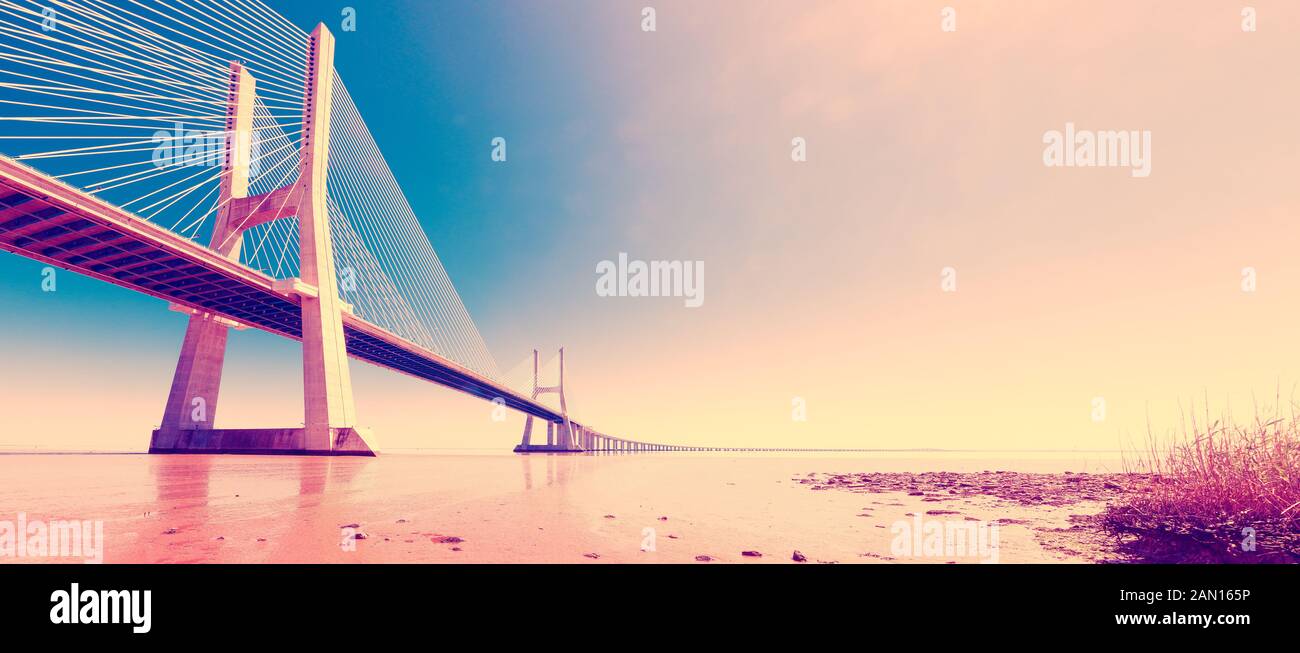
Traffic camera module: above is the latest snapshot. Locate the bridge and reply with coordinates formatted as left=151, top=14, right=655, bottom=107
left=0, top=0, right=783, bottom=456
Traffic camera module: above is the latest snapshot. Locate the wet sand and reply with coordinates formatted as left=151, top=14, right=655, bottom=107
left=0, top=452, right=1128, bottom=564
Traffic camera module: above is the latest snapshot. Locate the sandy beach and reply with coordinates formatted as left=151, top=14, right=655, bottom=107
left=0, top=452, right=1137, bottom=564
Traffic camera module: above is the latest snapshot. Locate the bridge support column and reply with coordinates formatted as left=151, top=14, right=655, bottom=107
left=150, top=63, right=256, bottom=454
left=296, top=24, right=363, bottom=453
left=515, top=347, right=583, bottom=453
left=150, top=25, right=373, bottom=457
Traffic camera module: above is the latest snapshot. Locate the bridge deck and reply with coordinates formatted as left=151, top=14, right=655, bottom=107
left=0, top=155, right=565, bottom=424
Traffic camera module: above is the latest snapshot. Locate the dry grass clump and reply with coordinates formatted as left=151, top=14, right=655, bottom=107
left=1104, top=403, right=1300, bottom=562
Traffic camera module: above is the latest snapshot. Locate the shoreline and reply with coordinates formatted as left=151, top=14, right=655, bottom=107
left=802, top=470, right=1300, bottom=563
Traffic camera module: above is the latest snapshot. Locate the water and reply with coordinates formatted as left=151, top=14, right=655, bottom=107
left=0, top=451, right=1123, bottom=563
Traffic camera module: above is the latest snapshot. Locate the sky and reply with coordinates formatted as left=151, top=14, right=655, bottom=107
left=2, top=1, right=1300, bottom=452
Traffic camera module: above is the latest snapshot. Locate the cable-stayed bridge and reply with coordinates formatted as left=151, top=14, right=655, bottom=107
left=0, top=0, right=792, bottom=455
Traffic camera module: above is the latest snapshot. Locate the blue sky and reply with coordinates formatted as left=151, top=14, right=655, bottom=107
left=1, top=0, right=626, bottom=363
left=272, top=0, right=625, bottom=355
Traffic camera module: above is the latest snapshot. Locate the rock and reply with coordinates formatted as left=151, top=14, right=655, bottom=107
left=353, top=532, right=367, bottom=540
left=583, top=553, right=600, bottom=559
left=603, top=514, right=616, bottom=519
left=431, top=536, right=464, bottom=544
left=694, top=555, right=714, bottom=562
left=792, top=550, right=807, bottom=562
left=162, top=528, right=177, bottom=535
left=741, top=550, right=762, bottom=557
left=451, top=547, right=462, bottom=552
left=340, top=523, right=360, bottom=529
left=658, top=516, right=668, bottom=521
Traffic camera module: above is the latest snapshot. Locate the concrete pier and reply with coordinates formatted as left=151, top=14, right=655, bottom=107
left=150, top=427, right=374, bottom=455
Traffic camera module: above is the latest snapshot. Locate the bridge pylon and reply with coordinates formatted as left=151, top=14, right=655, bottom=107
left=150, top=24, right=374, bottom=456
left=514, top=347, right=580, bottom=453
